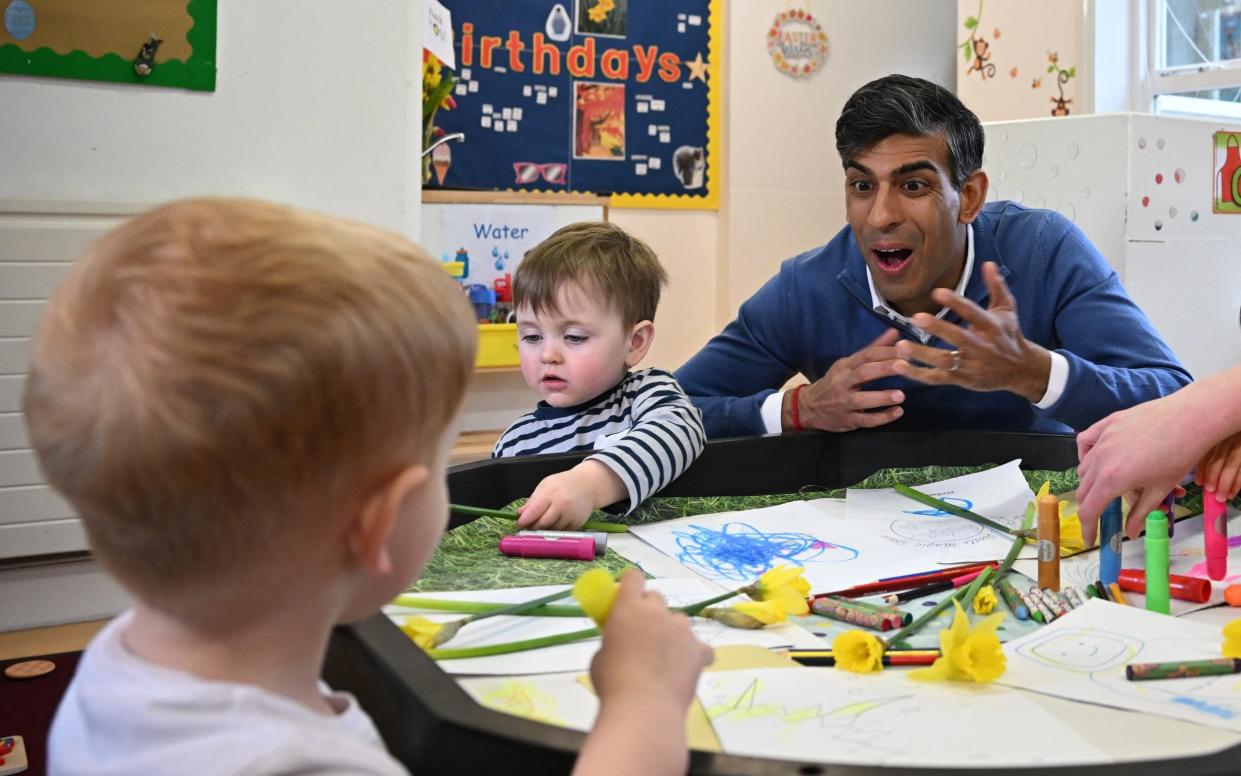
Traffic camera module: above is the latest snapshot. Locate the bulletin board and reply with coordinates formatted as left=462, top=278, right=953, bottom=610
left=0, top=0, right=216, bottom=91
left=430, top=0, right=721, bottom=210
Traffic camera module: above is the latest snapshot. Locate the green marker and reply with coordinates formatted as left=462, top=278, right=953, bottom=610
left=1144, top=509, right=1171, bottom=615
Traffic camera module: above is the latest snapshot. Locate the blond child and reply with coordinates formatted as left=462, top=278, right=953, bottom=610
left=1076, top=363, right=1241, bottom=543
left=27, top=199, right=711, bottom=776
left=492, top=222, right=706, bottom=530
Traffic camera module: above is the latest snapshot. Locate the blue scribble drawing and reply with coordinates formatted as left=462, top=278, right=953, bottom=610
left=1172, top=696, right=1236, bottom=719
left=672, top=521, right=858, bottom=582
left=903, top=496, right=974, bottom=517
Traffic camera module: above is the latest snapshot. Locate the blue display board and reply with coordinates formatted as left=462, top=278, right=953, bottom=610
left=430, top=0, right=720, bottom=209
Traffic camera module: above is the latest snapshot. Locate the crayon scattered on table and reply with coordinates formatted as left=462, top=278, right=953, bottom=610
left=1226, top=585, right=1241, bottom=607
left=819, top=562, right=996, bottom=599
left=1095, top=580, right=1112, bottom=602
left=787, top=649, right=941, bottom=667
left=1204, top=490, right=1228, bottom=582
left=1027, top=586, right=1057, bottom=621
left=996, top=576, right=1029, bottom=620
left=811, top=596, right=904, bottom=631
left=1041, top=588, right=1069, bottom=618
left=842, top=596, right=911, bottom=625
left=1108, top=582, right=1129, bottom=605
left=1143, top=510, right=1171, bottom=615
left=1064, top=587, right=1086, bottom=609
left=1083, top=583, right=1099, bottom=599
left=1037, top=493, right=1061, bottom=591
left=1126, top=658, right=1241, bottom=681
left=1117, top=569, right=1211, bottom=603
left=1099, top=498, right=1124, bottom=584
left=1018, top=588, right=1046, bottom=623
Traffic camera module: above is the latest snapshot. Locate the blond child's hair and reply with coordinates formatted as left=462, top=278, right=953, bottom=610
left=513, top=221, right=668, bottom=326
left=23, top=198, right=475, bottom=621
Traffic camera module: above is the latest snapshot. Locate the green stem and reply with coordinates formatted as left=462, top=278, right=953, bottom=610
left=883, top=567, right=994, bottom=649
left=450, top=503, right=629, bottom=533
left=893, top=484, right=1034, bottom=538
left=459, top=587, right=576, bottom=624
left=675, top=588, right=740, bottom=616
left=427, top=626, right=600, bottom=660
left=393, top=595, right=585, bottom=618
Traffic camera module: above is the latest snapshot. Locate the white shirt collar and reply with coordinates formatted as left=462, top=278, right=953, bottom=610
left=865, top=224, right=974, bottom=344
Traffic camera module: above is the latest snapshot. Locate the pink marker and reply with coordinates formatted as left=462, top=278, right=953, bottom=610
left=1205, top=489, right=1228, bottom=581
left=499, top=535, right=595, bottom=561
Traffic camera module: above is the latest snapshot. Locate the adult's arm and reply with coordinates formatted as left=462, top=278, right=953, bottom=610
left=1037, top=221, right=1192, bottom=431
left=674, top=271, right=800, bottom=438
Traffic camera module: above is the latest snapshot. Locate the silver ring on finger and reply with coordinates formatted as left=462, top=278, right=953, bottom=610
left=948, top=349, right=961, bottom=372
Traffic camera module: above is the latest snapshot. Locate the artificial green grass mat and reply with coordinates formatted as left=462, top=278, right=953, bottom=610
left=409, top=464, right=1097, bottom=592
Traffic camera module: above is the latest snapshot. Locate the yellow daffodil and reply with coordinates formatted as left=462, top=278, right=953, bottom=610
left=1223, top=620, right=1241, bottom=658
left=741, top=565, right=811, bottom=616
left=588, top=4, right=609, bottom=22
left=572, top=568, right=619, bottom=627
left=832, top=630, right=886, bottom=673
left=702, top=599, right=788, bottom=629
left=1035, top=480, right=1087, bottom=552
left=972, top=585, right=998, bottom=614
left=401, top=616, right=464, bottom=650
left=909, top=600, right=1007, bottom=683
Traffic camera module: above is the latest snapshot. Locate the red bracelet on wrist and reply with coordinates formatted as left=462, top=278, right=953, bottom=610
left=790, top=384, right=805, bottom=432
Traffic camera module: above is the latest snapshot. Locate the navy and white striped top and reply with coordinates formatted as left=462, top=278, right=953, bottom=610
left=492, top=368, right=706, bottom=513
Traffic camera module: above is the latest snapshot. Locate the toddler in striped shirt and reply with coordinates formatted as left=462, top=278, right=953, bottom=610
left=493, top=222, right=706, bottom=529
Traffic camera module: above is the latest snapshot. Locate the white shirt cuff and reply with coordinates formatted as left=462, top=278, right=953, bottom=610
left=1034, top=351, right=1069, bottom=409
left=761, top=390, right=785, bottom=434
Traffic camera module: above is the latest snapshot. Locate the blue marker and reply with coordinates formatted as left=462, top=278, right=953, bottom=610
left=1100, top=498, right=1124, bottom=585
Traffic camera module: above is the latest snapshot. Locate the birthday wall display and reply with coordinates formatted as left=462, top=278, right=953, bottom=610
left=431, top=0, right=721, bottom=209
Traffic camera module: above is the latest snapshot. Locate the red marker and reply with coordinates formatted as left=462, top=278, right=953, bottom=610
left=498, top=535, right=595, bottom=560
left=1205, top=490, right=1228, bottom=581
left=1117, top=568, right=1212, bottom=603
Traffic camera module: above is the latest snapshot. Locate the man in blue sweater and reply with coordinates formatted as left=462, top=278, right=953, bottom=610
left=677, top=74, right=1191, bottom=439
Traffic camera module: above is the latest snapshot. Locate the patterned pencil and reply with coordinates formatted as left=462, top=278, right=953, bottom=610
left=1027, top=586, right=1057, bottom=621
left=811, top=596, right=903, bottom=631
left=1126, top=658, right=1241, bottom=681
left=996, top=576, right=1029, bottom=620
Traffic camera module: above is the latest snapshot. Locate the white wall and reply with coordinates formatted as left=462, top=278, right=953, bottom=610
left=723, top=0, right=957, bottom=317
left=0, top=0, right=425, bottom=236
left=0, top=0, right=425, bottom=632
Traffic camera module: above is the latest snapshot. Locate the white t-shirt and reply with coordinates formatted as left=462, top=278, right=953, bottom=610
left=49, top=611, right=408, bottom=776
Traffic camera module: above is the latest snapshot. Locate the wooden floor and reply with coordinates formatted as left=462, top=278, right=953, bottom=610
left=0, top=429, right=505, bottom=660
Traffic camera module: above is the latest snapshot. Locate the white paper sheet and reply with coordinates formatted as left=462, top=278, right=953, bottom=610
left=387, top=577, right=822, bottom=675
left=628, top=499, right=918, bottom=593
left=1000, top=598, right=1241, bottom=732
left=458, top=672, right=598, bottom=731
left=1012, top=507, right=1241, bottom=616
left=845, top=460, right=1033, bottom=563
left=699, top=667, right=1106, bottom=767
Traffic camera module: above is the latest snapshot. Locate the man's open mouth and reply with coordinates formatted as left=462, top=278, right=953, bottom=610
left=872, top=248, right=913, bottom=274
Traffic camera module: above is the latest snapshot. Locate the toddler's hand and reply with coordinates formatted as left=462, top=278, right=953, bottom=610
left=1075, top=398, right=1206, bottom=542
left=1197, top=430, right=1241, bottom=501
left=517, top=460, right=624, bottom=530
left=590, top=570, right=713, bottom=712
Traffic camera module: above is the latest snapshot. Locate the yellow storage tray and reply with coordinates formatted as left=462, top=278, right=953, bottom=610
left=476, top=323, right=520, bottom=368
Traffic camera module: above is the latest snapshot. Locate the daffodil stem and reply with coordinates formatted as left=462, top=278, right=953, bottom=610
left=427, top=626, right=601, bottom=660
left=883, top=567, right=994, bottom=649
left=893, top=484, right=1035, bottom=539
left=393, top=595, right=585, bottom=618
left=449, top=503, right=629, bottom=533
left=675, top=587, right=741, bottom=616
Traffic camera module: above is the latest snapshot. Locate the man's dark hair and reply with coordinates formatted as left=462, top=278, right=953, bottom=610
left=835, top=74, right=984, bottom=189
